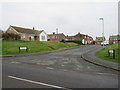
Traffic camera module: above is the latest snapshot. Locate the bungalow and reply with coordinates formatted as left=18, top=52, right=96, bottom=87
left=0, top=30, right=3, bottom=40
left=6, top=25, right=47, bottom=41
left=48, top=32, right=65, bottom=42
left=109, top=35, right=120, bottom=44
left=95, top=37, right=106, bottom=45
left=65, top=32, right=93, bottom=44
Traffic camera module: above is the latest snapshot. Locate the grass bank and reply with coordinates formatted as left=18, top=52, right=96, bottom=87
left=96, top=43, right=120, bottom=63
left=1, top=40, right=80, bottom=55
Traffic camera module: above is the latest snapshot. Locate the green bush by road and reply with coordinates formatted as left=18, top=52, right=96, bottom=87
left=1, top=40, right=80, bottom=55
left=96, top=43, right=120, bottom=63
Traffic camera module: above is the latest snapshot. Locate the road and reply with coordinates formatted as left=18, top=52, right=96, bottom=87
left=2, top=45, right=119, bottom=89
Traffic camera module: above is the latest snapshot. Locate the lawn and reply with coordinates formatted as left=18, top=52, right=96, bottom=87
left=96, top=43, right=120, bottom=63
left=1, top=40, right=80, bottom=55
left=0, top=40, right=2, bottom=54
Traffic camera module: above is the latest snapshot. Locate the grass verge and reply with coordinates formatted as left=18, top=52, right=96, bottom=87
left=1, top=40, right=80, bottom=55
left=96, top=43, right=120, bottom=63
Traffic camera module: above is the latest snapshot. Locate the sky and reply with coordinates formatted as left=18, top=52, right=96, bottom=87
left=0, top=0, right=119, bottom=40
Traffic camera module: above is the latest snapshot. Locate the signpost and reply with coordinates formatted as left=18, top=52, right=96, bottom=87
left=19, top=47, right=28, bottom=53
left=108, top=49, right=115, bottom=59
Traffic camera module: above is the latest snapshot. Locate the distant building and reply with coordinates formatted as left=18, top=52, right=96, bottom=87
left=0, top=30, right=3, bottom=40
left=65, top=32, right=93, bottom=44
left=95, top=37, right=106, bottom=45
left=6, top=25, right=47, bottom=41
left=48, top=32, right=65, bottom=42
left=109, top=35, right=120, bottom=44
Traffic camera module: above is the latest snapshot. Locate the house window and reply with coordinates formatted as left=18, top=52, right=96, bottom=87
left=20, top=34, right=25, bottom=38
left=41, top=36, right=45, bottom=40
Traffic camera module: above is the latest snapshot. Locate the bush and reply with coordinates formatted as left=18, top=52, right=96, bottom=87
left=2, top=33, right=20, bottom=40
left=62, top=40, right=82, bottom=44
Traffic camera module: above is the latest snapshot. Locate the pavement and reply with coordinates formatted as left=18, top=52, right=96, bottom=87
left=81, top=47, right=120, bottom=71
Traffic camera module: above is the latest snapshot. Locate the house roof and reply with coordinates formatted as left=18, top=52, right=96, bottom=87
left=48, top=33, right=65, bottom=36
left=10, top=25, right=43, bottom=34
left=96, top=37, right=105, bottom=39
left=109, top=35, right=120, bottom=38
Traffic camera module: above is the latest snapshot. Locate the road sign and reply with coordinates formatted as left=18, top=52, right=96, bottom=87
left=20, top=47, right=27, bottom=49
left=108, top=49, right=115, bottom=59
left=109, top=50, right=114, bottom=53
left=19, top=47, right=28, bottom=53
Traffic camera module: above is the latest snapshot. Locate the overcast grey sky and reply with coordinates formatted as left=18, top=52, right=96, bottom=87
left=0, top=0, right=119, bottom=40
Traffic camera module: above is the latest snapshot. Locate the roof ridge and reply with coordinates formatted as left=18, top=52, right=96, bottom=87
left=11, top=25, right=33, bottom=31
left=11, top=25, right=43, bottom=31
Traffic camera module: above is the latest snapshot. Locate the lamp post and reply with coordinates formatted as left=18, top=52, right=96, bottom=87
left=110, top=33, right=113, bottom=44
left=99, top=17, right=105, bottom=48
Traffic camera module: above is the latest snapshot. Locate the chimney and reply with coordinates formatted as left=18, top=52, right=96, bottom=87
left=78, top=32, right=80, bottom=34
left=53, top=32, right=55, bottom=34
left=56, top=28, right=58, bottom=34
left=33, top=27, right=35, bottom=30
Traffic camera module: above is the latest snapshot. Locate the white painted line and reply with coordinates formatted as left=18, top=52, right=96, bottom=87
left=8, top=76, right=70, bottom=90
left=46, top=67, right=54, bottom=70
left=11, top=61, right=20, bottom=64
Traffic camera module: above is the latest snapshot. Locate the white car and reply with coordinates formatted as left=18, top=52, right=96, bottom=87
left=101, top=41, right=109, bottom=46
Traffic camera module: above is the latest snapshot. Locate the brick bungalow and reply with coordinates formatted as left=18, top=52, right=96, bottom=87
left=0, top=30, right=3, bottom=40
left=65, top=32, right=93, bottom=44
left=109, top=35, right=120, bottom=44
left=6, top=25, right=47, bottom=41
left=95, top=37, right=106, bottom=45
left=48, top=32, right=65, bottom=42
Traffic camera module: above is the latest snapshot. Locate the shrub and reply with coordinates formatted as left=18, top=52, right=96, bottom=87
left=63, top=40, right=82, bottom=44
left=2, top=33, right=20, bottom=40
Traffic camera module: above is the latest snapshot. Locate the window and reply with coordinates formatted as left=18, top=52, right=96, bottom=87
left=41, top=36, right=45, bottom=40
left=20, top=34, right=25, bottom=38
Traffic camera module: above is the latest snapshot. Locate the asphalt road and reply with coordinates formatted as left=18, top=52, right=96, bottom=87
left=2, top=45, right=119, bottom=89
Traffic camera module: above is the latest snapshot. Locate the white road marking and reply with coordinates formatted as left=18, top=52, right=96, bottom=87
left=8, top=76, right=70, bottom=90
left=11, top=61, right=20, bottom=64
left=46, top=67, right=54, bottom=70
left=97, top=73, right=117, bottom=76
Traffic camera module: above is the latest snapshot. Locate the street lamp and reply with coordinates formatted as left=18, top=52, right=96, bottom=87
left=99, top=17, right=105, bottom=48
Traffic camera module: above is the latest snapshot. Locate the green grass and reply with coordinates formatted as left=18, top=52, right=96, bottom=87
left=0, top=40, right=2, bottom=54
left=96, top=43, right=120, bottom=63
left=1, top=40, right=80, bottom=55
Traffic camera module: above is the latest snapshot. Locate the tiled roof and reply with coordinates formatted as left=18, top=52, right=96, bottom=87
left=48, top=33, right=65, bottom=36
left=11, top=25, right=43, bottom=34
left=96, top=37, right=105, bottom=39
left=109, top=35, right=120, bottom=38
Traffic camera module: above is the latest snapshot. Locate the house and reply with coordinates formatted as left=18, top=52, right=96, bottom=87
left=95, top=37, right=106, bottom=45
left=109, top=35, right=120, bottom=44
left=65, top=32, right=93, bottom=44
left=83, top=35, right=93, bottom=44
left=48, top=32, right=65, bottom=42
left=0, top=30, right=3, bottom=40
left=6, top=25, right=47, bottom=41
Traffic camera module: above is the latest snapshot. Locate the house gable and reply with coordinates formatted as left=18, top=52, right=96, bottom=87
left=6, top=26, right=19, bottom=34
left=39, top=31, right=47, bottom=41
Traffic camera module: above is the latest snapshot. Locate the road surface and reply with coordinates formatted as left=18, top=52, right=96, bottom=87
left=2, top=45, right=119, bottom=89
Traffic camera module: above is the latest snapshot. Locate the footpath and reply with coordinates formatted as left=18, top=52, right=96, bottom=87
left=81, top=47, right=120, bottom=71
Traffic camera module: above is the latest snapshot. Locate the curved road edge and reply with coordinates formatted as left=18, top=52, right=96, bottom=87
left=0, top=46, right=80, bottom=57
left=81, top=48, right=120, bottom=71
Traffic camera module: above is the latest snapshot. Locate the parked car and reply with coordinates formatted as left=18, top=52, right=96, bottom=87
left=101, top=41, right=109, bottom=46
